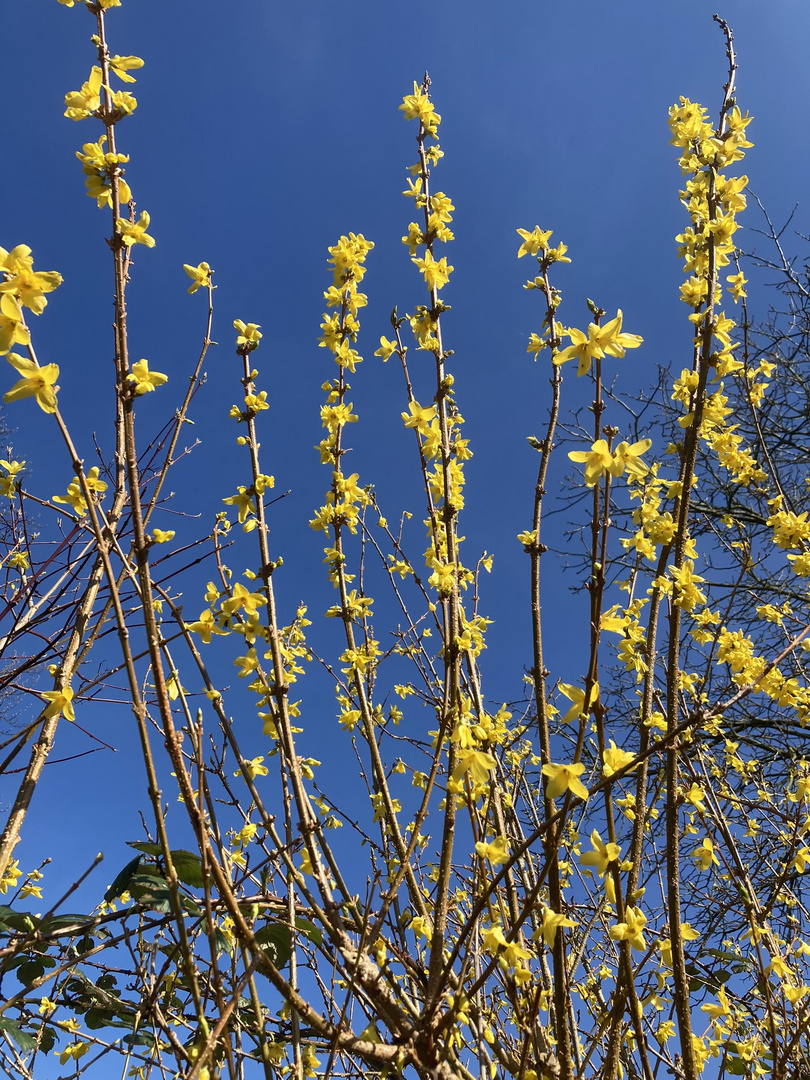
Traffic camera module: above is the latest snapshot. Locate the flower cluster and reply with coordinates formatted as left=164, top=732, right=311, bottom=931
left=669, top=95, right=766, bottom=485
left=1, top=246, right=63, bottom=413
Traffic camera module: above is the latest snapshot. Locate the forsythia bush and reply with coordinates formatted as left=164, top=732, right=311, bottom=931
left=1, top=5, right=808, bottom=1080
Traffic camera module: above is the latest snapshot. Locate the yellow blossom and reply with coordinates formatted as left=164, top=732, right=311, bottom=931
left=183, top=262, right=212, bottom=294
left=236, top=756, right=269, bottom=781
left=64, top=66, right=103, bottom=120
left=535, top=907, right=578, bottom=948
left=41, top=686, right=75, bottom=722
left=542, top=761, right=589, bottom=801
left=692, top=837, right=719, bottom=870
left=475, top=835, right=510, bottom=866
left=127, top=359, right=168, bottom=395
left=4, top=353, right=59, bottom=413
left=602, top=740, right=636, bottom=778
left=412, top=250, right=453, bottom=291
left=557, top=681, right=599, bottom=723
left=109, top=55, right=145, bottom=83
left=580, top=830, right=621, bottom=877
left=116, top=212, right=155, bottom=248
left=516, top=226, right=553, bottom=258
left=609, top=906, right=647, bottom=951
left=234, top=320, right=262, bottom=351
left=186, top=609, right=227, bottom=644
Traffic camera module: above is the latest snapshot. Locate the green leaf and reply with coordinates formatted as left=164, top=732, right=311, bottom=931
left=295, top=917, right=322, bottom=947
left=126, top=844, right=205, bottom=889
left=0, top=905, right=38, bottom=933
left=39, top=913, right=93, bottom=935
left=128, top=841, right=162, bottom=856
left=104, top=855, right=142, bottom=902
left=85, top=1007, right=114, bottom=1030
left=255, top=922, right=292, bottom=968
left=214, top=928, right=234, bottom=956
left=0, top=1017, right=36, bottom=1051
left=170, top=849, right=205, bottom=890
left=704, top=948, right=741, bottom=962
left=16, top=960, right=45, bottom=986
left=127, top=873, right=172, bottom=913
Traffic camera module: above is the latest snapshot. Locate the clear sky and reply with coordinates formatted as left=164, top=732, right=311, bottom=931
left=2, top=0, right=809, bottom=903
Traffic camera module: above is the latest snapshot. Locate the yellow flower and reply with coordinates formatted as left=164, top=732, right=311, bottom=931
left=236, top=756, right=269, bottom=781
left=0, top=859, right=22, bottom=894
left=399, top=81, right=441, bottom=135
left=412, top=250, right=453, bottom=291
left=726, top=271, right=747, bottom=302
left=0, top=293, right=30, bottom=355
left=613, top=439, right=652, bottom=481
left=52, top=466, right=107, bottom=516
left=474, top=835, right=510, bottom=866
left=183, top=261, right=212, bottom=294
left=682, top=783, right=706, bottom=813
left=542, top=761, right=589, bottom=801
left=557, top=681, right=599, bottom=723
left=151, top=529, right=175, bottom=544
left=109, top=55, right=145, bottom=84
left=55, top=1041, right=91, bottom=1066
left=602, top=740, right=636, bottom=778
left=76, top=135, right=132, bottom=208
left=701, top=986, right=731, bottom=1019
left=410, top=915, right=433, bottom=943
left=568, top=439, right=621, bottom=487
left=0, top=246, right=63, bottom=315
left=609, top=906, right=647, bottom=951
left=116, top=212, right=155, bottom=248
left=127, top=359, right=168, bottom=395
left=516, top=226, right=553, bottom=258
left=234, top=320, right=262, bottom=351
left=535, top=907, right=578, bottom=948
left=554, top=310, right=641, bottom=377
left=692, top=837, right=719, bottom=870
left=64, top=66, right=103, bottom=120
left=222, top=487, right=256, bottom=524
left=41, top=686, right=75, bottom=722
left=4, top=353, right=59, bottom=413
left=220, top=582, right=267, bottom=618
left=374, top=336, right=397, bottom=362
left=451, top=749, right=497, bottom=786
left=402, top=399, right=437, bottom=434
left=580, top=829, right=621, bottom=877
left=186, top=609, right=227, bottom=644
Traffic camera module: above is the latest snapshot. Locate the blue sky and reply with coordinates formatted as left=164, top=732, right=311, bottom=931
left=2, top=0, right=809, bottom=903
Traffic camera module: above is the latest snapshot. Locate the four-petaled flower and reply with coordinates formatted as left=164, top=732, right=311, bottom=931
left=183, top=262, right=212, bottom=294
left=692, top=837, right=720, bottom=870
left=127, top=359, right=168, bottom=395
left=234, top=320, right=262, bottom=352
left=516, top=226, right=554, bottom=258
left=535, top=906, right=578, bottom=948
left=412, top=250, right=453, bottom=291
left=4, top=353, right=60, bottom=413
left=554, top=310, right=642, bottom=377
left=610, top=907, right=647, bottom=951
left=580, top=829, right=621, bottom=877
left=542, top=761, right=589, bottom=801
left=116, top=212, right=155, bottom=248
left=41, top=686, right=75, bottom=722
left=557, top=680, right=599, bottom=724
